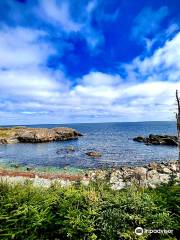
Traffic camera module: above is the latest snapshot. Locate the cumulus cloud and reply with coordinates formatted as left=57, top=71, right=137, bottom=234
left=124, top=32, right=180, bottom=81
left=68, top=32, right=180, bottom=122
left=0, top=2, right=179, bottom=124
left=1, top=30, right=180, bottom=124
left=0, top=24, right=71, bottom=121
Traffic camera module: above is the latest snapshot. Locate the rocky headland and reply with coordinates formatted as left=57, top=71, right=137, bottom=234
left=0, top=127, right=82, bottom=144
left=133, top=134, right=178, bottom=146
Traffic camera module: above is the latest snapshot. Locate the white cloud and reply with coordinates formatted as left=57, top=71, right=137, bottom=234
left=166, top=23, right=179, bottom=36
left=0, top=65, right=73, bottom=107
left=39, top=0, right=82, bottom=32
left=86, top=0, right=97, bottom=13
left=0, top=25, right=70, bottom=114
left=0, top=25, right=180, bottom=124
left=0, top=26, right=55, bottom=68
left=138, top=32, right=180, bottom=74
left=38, top=0, right=104, bottom=49
left=67, top=32, right=180, bottom=122
left=132, top=6, right=169, bottom=40
left=131, top=6, right=179, bottom=53
left=79, top=72, right=121, bottom=87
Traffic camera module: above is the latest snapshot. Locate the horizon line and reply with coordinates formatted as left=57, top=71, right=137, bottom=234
left=0, top=120, right=176, bottom=127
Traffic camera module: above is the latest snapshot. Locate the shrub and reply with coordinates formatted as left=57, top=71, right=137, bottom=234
left=0, top=180, right=179, bottom=240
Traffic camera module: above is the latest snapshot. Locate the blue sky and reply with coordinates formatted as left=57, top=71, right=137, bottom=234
left=0, top=0, right=180, bottom=125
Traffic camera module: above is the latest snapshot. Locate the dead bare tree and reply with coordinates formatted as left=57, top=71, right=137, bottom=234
left=175, top=90, right=180, bottom=172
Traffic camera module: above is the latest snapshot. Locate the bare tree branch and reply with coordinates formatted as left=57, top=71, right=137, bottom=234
left=175, top=90, right=180, bottom=172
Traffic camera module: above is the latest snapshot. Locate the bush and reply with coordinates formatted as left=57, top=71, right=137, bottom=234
left=0, top=180, right=179, bottom=240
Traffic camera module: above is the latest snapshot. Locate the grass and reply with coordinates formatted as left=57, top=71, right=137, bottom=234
left=0, top=129, right=17, bottom=139
left=0, top=179, right=179, bottom=240
left=0, top=126, right=25, bottom=139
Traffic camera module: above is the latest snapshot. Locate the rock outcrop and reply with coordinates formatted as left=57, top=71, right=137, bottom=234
left=133, top=134, right=178, bottom=146
left=88, top=160, right=179, bottom=190
left=0, top=127, right=82, bottom=144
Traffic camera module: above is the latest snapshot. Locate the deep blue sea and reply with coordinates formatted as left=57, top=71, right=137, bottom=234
left=0, top=122, right=178, bottom=169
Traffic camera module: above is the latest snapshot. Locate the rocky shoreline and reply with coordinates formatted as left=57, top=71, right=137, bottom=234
left=0, top=128, right=179, bottom=189
left=0, top=127, right=82, bottom=144
left=0, top=160, right=179, bottom=190
left=133, top=134, right=178, bottom=146
left=88, top=160, right=179, bottom=190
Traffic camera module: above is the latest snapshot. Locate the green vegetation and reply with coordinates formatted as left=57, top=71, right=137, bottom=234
left=0, top=129, right=14, bottom=138
left=0, top=180, right=179, bottom=240
left=0, top=127, right=21, bottom=139
left=0, top=127, right=24, bottom=139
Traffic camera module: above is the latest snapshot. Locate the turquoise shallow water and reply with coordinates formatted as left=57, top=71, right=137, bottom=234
left=0, top=121, right=178, bottom=169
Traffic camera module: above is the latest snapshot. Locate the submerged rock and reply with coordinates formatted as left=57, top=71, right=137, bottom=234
left=27, top=167, right=34, bottom=171
left=133, top=134, right=178, bottom=146
left=66, top=146, right=76, bottom=152
left=0, top=127, right=83, bottom=144
left=10, top=164, right=19, bottom=169
left=56, top=146, right=76, bottom=155
left=86, top=151, right=102, bottom=157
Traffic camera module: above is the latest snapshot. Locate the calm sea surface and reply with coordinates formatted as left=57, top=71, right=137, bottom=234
left=0, top=122, right=178, bottom=169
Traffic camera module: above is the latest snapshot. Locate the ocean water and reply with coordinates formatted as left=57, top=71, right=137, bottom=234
left=0, top=121, right=178, bottom=169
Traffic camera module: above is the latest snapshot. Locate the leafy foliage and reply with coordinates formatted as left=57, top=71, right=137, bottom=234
left=0, top=180, right=179, bottom=240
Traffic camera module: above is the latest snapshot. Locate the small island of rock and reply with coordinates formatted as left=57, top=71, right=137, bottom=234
left=0, top=127, right=83, bottom=144
left=133, top=134, right=178, bottom=146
